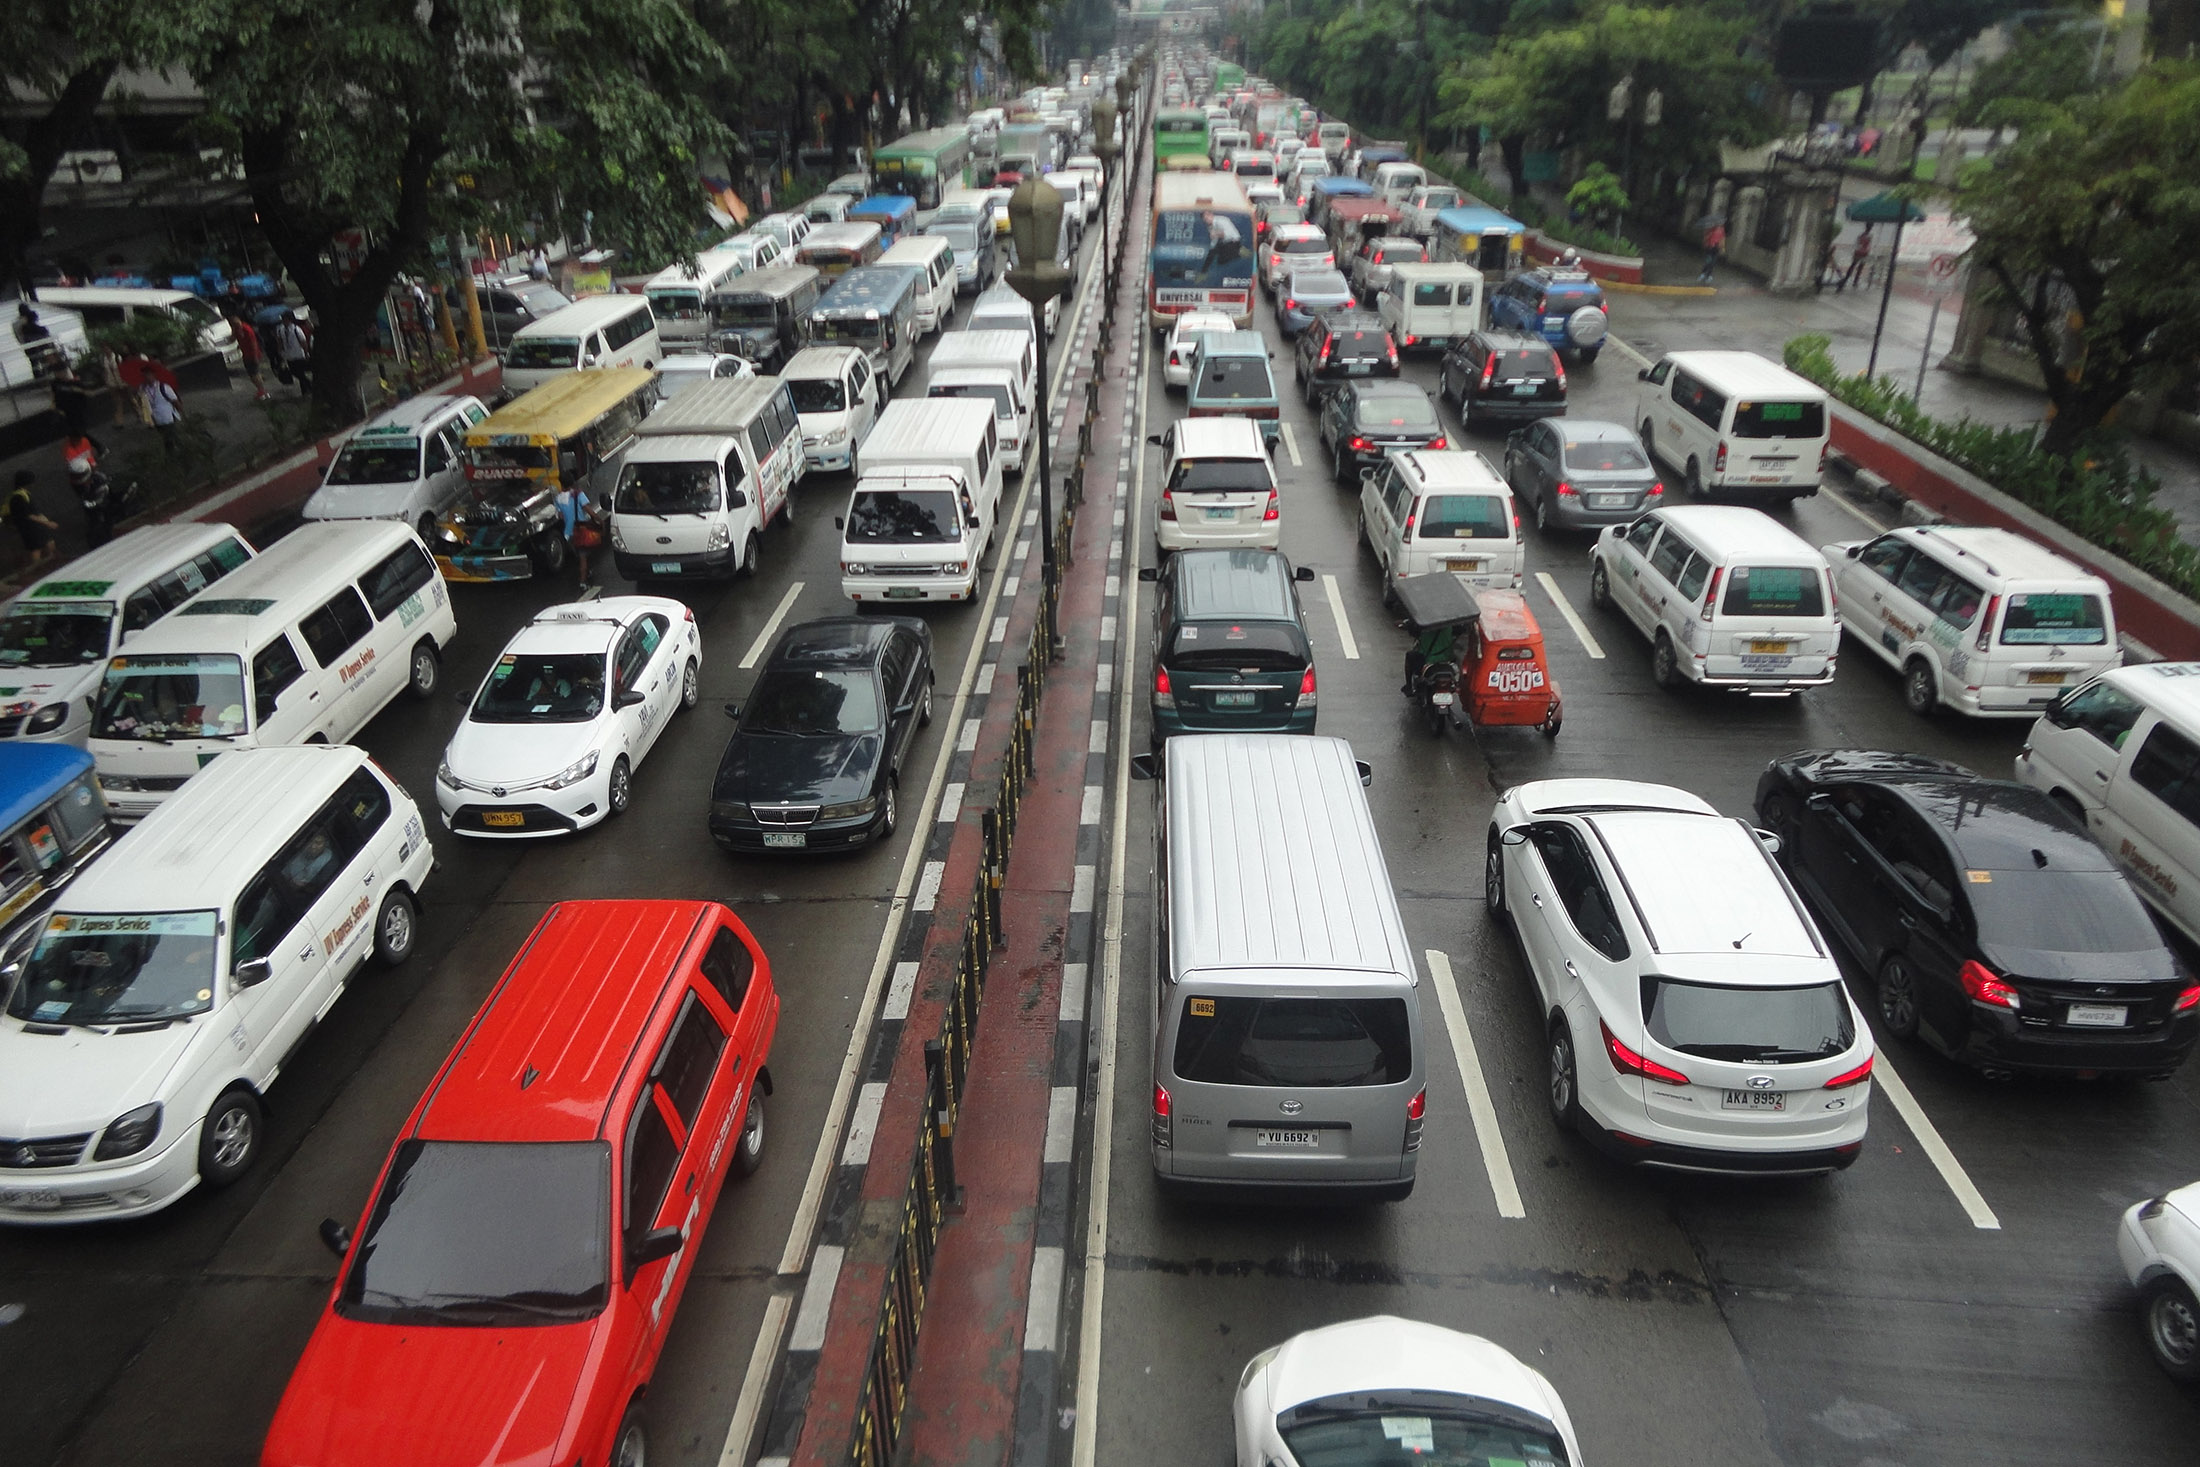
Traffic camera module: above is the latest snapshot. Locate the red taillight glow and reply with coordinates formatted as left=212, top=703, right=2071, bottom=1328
left=1402, top=334, right=1417, bottom=347
left=2176, top=984, right=2200, bottom=1012
left=1700, top=565, right=1722, bottom=620
left=1285, top=297, right=1297, bottom=313
left=1823, top=1055, right=1874, bottom=1089
left=1318, top=340, right=1333, bottom=365
left=1714, top=439, right=1729, bottom=475
left=1407, top=1088, right=1425, bottom=1120
left=1349, top=435, right=1371, bottom=452
left=1158, top=488, right=1176, bottom=520
left=1386, top=339, right=1398, bottom=366
left=1974, top=593, right=2002, bottom=652
left=1601, top=1022, right=1691, bottom=1086
left=1479, top=355, right=1496, bottom=390
left=1426, top=436, right=1447, bottom=449
left=1960, top=960, right=2020, bottom=1010
left=1555, top=479, right=1576, bottom=497
left=1553, top=355, right=1567, bottom=389
left=1648, top=481, right=1665, bottom=497
left=1152, top=1082, right=1171, bottom=1117
left=1296, top=665, right=1317, bottom=707
left=1263, top=489, right=1279, bottom=521
left=1151, top=1082, right=1172, bottom=1147
left=1153, top=665, right=1175, bottom=708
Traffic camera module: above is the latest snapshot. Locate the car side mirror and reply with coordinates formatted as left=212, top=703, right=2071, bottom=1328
left=614, top=687, right=644, bottom=709
left=233, top=957, right=273, bottom=987
left=1137, top=566, right=1158, bottom=582
left=1805, top=792, right=1834, bottom=812
left=1129, top=752, right=1159, bottom=781
left=625, top=1224, right=684, bottom=1277
left=835, top=516, right=846, bottom=530
left=1845, top=544, right=1862, bottom=558
left=1637, top=368, right=1650, bottom=381
left=319, top=1218, right=352, bottom=1258
left=2042, top=691, right=2078, bottom=728
left=1359, top=467, right=1376, bottom=487
left=0, top=961, right=19, bottom=986
left=723, top=700, right=742, bottom=719
left=727, top=489, right=748, bottom=508
left=1499, top=825, right=1530, bottom=846
left=1356, top=759, right=1373, bottom=788
left=1147, top=433, right=1164, bottom=447
left=1292, top=565, right=1316, bottom=582
left=1751, top=827, right=1783, bottom=856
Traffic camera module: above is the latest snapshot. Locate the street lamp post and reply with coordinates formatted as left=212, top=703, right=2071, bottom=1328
left=1090, top=95, right=1120, bottom=298
left=1005, top=177, right=1072, bottom=647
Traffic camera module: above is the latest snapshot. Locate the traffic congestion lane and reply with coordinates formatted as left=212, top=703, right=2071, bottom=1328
left=1090, top=289, right=2200, bottom=1465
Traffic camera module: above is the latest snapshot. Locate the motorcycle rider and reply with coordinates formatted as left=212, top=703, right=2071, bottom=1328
left=1401, top=620, right=1462, bottom=697
left=71, top=460, right=126, bottom=548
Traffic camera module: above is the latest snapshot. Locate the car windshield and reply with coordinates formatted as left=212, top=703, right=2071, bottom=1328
left=932, top=222, right=981, bottom=252
left=1640, top=977, right=1854, bottom=1062
left=789, top=378, right=849, bottom=414
left=1290, top=270, right=1348, bottom=295
left=7, top=910, right=220, bottom=1025
left=1355, top=394, right=1437, bottom=429
left=1279, top=237, right=1326, bottom=255
left=1720, top=565, right=1826, bottom=618
left=846, top=489, right=961, bottom=544
left=325, top=440, right=421, bottom=486
left=741, top=667, right=882, bottom=735
left=1418, top=494, right=1508, bottom=539
left=1969, top=868, right=2159, bottom=956
left=1732, top=399, right=1825, bottom=438
left=505, top=338, right=581, bottom=371
left=471, top=651, right=607, bottom=723
left=1564, top=439, right=1649, bottom=472
left=1168, top=620, right=1308, bottom=671
left=646, top=288, right=701, bottom=320
left=1173, top=996, right=1412, bottom=1087
left=930, top=382, right=1012, bottom=416
left=1376, top=240, right=1423, bottom=260
left=468, top=443, right=551, bottom=475
left=338, top=1140, right=610, bottom=1327
left=617, top=460, right=719, bottom=515
left=1276, top=1393, right=1570, bottom=1466
left=0, top=605, right=112, bottom=667
left=713, top=297, right=778, bottom=328
left=93, top=653, right=248, bottom=741
left=2000, top=591, right=2108, bottom=646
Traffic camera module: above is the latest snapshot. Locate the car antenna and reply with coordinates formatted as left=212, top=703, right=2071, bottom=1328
left=1732, top=931, right=1750, bottom=949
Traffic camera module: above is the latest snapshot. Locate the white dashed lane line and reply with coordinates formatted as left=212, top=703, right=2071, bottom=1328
left=1873, top=1055, right=2002, bottom=1230
left=738, top=581, right=805, bottom=669
left=1320, top=574, right=1360, bottom=659
left=1425, top=949, right=1526, bottom=1219
left=1533, top=571, right=1606, bottom=660
left=1278, top=421, right=1303, bottom=467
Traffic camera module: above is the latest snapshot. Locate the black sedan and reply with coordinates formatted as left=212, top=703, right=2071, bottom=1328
left=1438, top=330, right=1567, bottom=432
left=1755, top=749, right=2200, bottom=1078
left=709, top=616, right=933, bottom=853
left=1317, top=378, right=1447, bottom=484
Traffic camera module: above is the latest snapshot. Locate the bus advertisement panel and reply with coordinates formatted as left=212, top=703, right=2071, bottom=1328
left=1147, top=172, right=1255, bottom=332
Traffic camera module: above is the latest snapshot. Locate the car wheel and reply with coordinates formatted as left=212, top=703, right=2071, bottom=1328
left=741, top=532, right=761, bottom=578
left=680, top=657, right=700, bottom=711
left=1640, top=421, right=1657, bottom=467
left=1903, top=658, right=1939, bottom=717
left=1438, top=368, right=1454, bottom=406
left=1484, top=831, right=1506, bottom=917
left=416, top=509, right=439, bottom=542
left=880, top=779, right=898, bottom=837
left=407, top=641, right=440, bottom=700
left=2143, top=1276, right=2200, bottom=1383
left=734, top=1089, right=768, bottom=1177
left=612, top=1403, right=648, bottom=1467
left=1356, top=509, right=1370, bottom=550
left=1588, top=559, right=1613, bottom=610
left=1547, top=1017, right=1583, bottom=1130
left=607, top=755, right=632, bottom=816
left=1876, top=953, right=1921, bottom=1039
left=198, top=1088, right=262, bottom=1188
left=1685, top=457, right=1706, bottom=500
left=372, top=888, right=418, bottom=967
left=532, top=529, right=568, bottom=574
left=1651, top=631, right=1684, bottom=689
left=918, top=678, right=934, bottom=727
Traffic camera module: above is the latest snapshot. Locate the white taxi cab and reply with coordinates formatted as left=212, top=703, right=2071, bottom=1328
left=436, top=596, right=701, bottom=837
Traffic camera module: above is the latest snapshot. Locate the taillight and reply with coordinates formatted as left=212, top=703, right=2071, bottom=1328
left=1822, top=1055, right=1874, bottom=1090
left=1285, top=297, right=1297, bottom=313
left=1349, top=435, right=1371, bottom=452
left=1974, top=593, right=2001, bottom=651
left=1648, top=481, right=1665, bottom=497
left=1403, top=334, right=1417, bottom=347
left=1404, top=1086, right=1425, bottom=1152
left=1263, top=489, right=1279, bottom=521
left=1714, top=439, right=1728, bottom=475
left=1601, top=1022, right=1690, bottom=1086
left=1555, top=479, right=1576, bottom=497
left=1158, top=488, right=1176, bottom=520
left=682, top=604, right=696, bottom=623
left=1826, top=570, right=1839, bottom=618
left=1960, top=960, right=2020, bottom=1010
left=1553, top=355, right=1567, bottom=390
left=2175, top=984, right=2199, bottom=1012
left=1386, top=339, right=1398, bottom=367
left=1151, top=1082, right=1172, bottom=1147
left=1426, top=436, right=1446, bottom=450
left=1479, top=355, right=1496, bottom=390
left=1318, top=340, right=1332, bottom=365
left=1296, top=665, right=1317, bottom=708
left=1819, top=442, right=1829, bottom=473
left=1153, top=665, right=1175, bottom=708
left=1699, top=565, right=1722, bottom=621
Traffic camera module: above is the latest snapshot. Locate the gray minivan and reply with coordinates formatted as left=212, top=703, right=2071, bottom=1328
left=1137, top=732, right=1424, bottom=1201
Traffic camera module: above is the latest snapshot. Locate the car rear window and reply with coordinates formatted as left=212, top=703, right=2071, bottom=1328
left=1355, top=394, right=1437, bottom=429
left=1720, top=564, right=1826, bottom=618
left=1411, top=282, right=1454, bottom=306
left=1965, top=868, right=2160, bottom=956
left=1375, top=240, right=1423, bottom=260
left=1173, top=996, right=1412, bottom=1087
left=1640, top=978, right=1854, bottom=1063
left=1169, top=620, right=1308, bottom=670
left=1563, top=439, right=1649, bottom=472
left=1732, top=399, right=1826, bottom=438
left=1999, top=591, right=2108, bottom=646
left=1417, top=494, right=1510, bottom=539
left=1291, top=270, right=1349, bottom=294
left=1490, top=347, right=1555, bottom=382
left=1170, top=459, right=1271, bottom=494
left=1194, top=356, right=1274, bottom=400
left=1331, top=329, right=1390, bottom=358
left=1280, top=236, right=1330, bottom=254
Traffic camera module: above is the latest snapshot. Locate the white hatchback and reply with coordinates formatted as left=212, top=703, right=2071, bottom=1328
left=1163, top=311, right=1237, bottom=390
left=437, top=596, right=702, bottom=838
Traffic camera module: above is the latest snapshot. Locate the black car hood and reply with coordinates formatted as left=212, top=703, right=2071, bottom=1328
left=715, top=729, right=880, bottom=805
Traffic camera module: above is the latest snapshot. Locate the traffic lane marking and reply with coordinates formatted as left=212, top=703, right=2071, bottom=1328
left=1871, top=1053, right=2001, bottom=1230
left=1604, top=330, right=1654, bottom=371
left=1533, top=571, right=1606, bottom=659
left=738, top=580, right=805, bottom=669
left=1822, top=484, right=1889, bottom=533
left=1278, top=421, right=1303, bottom=467
left=1320, top=573, right=1360, bottom=659
left=1424, top=949, right=1527, bottom=1219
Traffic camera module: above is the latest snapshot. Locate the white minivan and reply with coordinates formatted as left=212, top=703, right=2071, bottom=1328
left=782, top=346, right=883, bottom=475
left=1152, top=417, right=1279, bottom=554
left=611, top=376, right=806, bottom=581
left=924, top=329, right=1035, bottom=474
left=1359, top=447, right=1522, bottom=592
left=878, top=236, right=957, bottom=335
left=500, top=295, right=661, bottom=395
left=90, top=524, right=456, bottom=819
left=838, top=399, right=1002, bottom=605
left=0, top=745, right=433, bottom=1224
left=0, top=525, right=256, bottom=748
left=1589, top=505, right=1839, bottom=693
left=1375, top=262, right=1484, bottom=355
left=34, top=286, right=239, bottom=364
left=1635, top=350, right=1829, bottom=502
left=1825, top=524, right=2120, bottom=718
left=302, top=392, right=489, bottom=537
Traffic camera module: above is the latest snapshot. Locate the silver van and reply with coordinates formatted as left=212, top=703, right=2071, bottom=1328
left=1137, top=733, right=1424, bottom=1201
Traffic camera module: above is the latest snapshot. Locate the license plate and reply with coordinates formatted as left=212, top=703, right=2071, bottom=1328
left=1255, top=1129, right=1320, bottom=1149
left=0, top=1187, right=62, bottom=1210
left=2065, top=1003, right=2127, bottom=1028
left=1347, top=362, right=1371, bottom=374
left=1591, top=493, right=1630, bottom=508
left=1445, top=559, right=1483, bottom=572
left=2027, top=670, right=2067, bottom=686
left=651, top=561, right=681, bottom=575
left=482, top=811, right=525, bottom=828
left=762, top=831, right=808, bottom=849
left=1740, top=654, right=1794, bottom=672
left=1512, top=381, right=1539, bottom=395
left=1205, top=506, right=1235, bottom=521
left=1210, top=690, right=1258, bottom=708
left=1749, top=639, right=1790, bottom=654
left=1431, top=691, right=1455, bottom=707
left=885, top=587, right=923, bottom=599
left=1721, top=1089, right=1786, bottom=1111
left=1750, top=473, right=1784, bottom=484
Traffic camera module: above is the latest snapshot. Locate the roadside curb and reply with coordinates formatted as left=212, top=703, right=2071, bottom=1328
left=1600, top=280, right=1717, bottom=297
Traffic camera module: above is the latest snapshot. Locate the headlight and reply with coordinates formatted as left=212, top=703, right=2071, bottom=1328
left=544, top=750, right=600, bottom=790
left=820, top=796, right=878, bottom=821
left=1237, top=1345, right=1280, bottom=1395
left=842, top=562, right=872, bottom=577
left=712, top=800, right=752, bottom=822
left=436, top=758, right=462, bottom=791
left=707, top=522, right=732, bottom=551
left=26, top=701, right=69, bottom=735
left=941, top=561, right=969, bottom=576
left=99, top=775, right=142, bottom=792
left=824, top=427, right=849, bottom=444
left=610, top=520, right=628, bottom=551
left=93, top=1102, right=162, bottom=1161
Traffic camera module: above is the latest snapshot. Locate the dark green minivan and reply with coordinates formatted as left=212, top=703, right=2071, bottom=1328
left=1140, top=549, right=1319, bottom=748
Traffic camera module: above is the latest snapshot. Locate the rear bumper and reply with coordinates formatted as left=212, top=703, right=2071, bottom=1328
left=1947, top=1006, right=2200, bottom=1076
left=1157, top=519, right=1280, bottom=552
left=1463, top=396, right=1565, bottom=425
left=1579, top=1124, right=1866, bottom=1176
left=1151, top=706, right=1316, bottom=740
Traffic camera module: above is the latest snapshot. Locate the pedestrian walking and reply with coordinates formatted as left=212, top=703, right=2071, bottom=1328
left=50, top=361, right=94, bottom=435
left=527, top=245, right=550, bottom=283
left=275, top=310, right=313, bottom=394
left=230, top=311, right=270, bottom=400
left=1835, top=225, right=1872, bottom=293
left=1698, top=220, right=1726, bottom=285
left=558, top=480, right=602, bottom=595
left=8, top=471, right=60, bottom=565
left=143, top=375, right=185, bottom=454
left=100, top=347, right=132, bottom=426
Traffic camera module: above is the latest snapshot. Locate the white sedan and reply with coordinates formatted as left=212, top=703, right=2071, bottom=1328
left=2119, top=1181, right=2200, bottom=1381
left=1233, top=1316, right=1585, bottom=1467
left=437, top=595, right=701, bottom=837
left=1163, top=310, right=1236, bottom=390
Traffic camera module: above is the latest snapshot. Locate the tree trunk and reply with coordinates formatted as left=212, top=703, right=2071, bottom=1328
left=0, top=60, right=119, bottom=294
left=1499, top=134, right=1529, bottom=208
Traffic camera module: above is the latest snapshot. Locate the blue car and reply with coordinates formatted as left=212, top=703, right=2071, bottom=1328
left=1488, top=265, right=1609, bottom=363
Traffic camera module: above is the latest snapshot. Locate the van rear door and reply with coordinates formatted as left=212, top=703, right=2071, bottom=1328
left=1727, top=397, right=1826, bottom=489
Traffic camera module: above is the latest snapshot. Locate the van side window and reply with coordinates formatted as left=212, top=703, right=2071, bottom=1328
left=1857, top=536, right=1910, bottom=583
left=1644, top=360, right=1671, bottom=386
left=699, top=926, right=754, bottom=1010
left=2130, top=724, right=2200, bottom=824
left=651, top=991, right=728, bottom=1129
left=2054, top=681, right=2145, bottom=748
left=1674, top=552, right=1709, bottom=602
left=333, top=768, right=392, bottom=844
left=1624, top=518, right=1661, bottom=556
left=624, top=1103, right=681, bottom=1235
left=1648, top=530, right=1694, bottom=586
left=122, top=587, right=165, bottom=633
left=1529, top=824, right=1629, bottom=960
left=50, top=776, right=105, bottom=849
left=252, top=636, right=305, bottom=722
left=359, top=541, right=436, bottom=621
left=232, top=870, right=304, bottom=966
left=1893, top=553, right=1957, bottom=615
left=748, top=417, right=774, bottom=461
left=299, top=587, right=374, bottom=667
left=976, top=428, right=993, bottom=485
left=1671, top=371, right=1726, bottom=430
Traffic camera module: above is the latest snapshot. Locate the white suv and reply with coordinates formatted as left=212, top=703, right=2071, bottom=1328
left=1150, top=417, right=1279, bottom=554
left=1485, top=778, right=1875, bottom=1175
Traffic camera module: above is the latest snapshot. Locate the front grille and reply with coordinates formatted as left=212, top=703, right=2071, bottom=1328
left=1, top=1134, right=90, bottom=1168
left=0, top=715, right=24, bottom=738
left=141, top=776, right=190, bottom=792
left=753, top=804, right=821, bottom=828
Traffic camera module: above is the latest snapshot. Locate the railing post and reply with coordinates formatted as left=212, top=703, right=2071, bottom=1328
left=925, top=1039, right=963, bottom=1213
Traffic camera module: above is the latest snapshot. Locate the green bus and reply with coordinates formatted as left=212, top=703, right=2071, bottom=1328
left=1214, top=61, right=1245, bottom=96
left=1154, top=108, right=1210, bottom=164
left=872, top=126, right=974, bottom=210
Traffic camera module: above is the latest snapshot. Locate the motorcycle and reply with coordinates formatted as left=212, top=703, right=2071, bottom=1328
left=1394, top=570, right=1481, bottom=737
left=71, top=468, right=139, bottom=548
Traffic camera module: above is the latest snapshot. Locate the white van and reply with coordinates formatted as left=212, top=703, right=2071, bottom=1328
left=804, top=193, right=854, bottom=226
left=1827, top=524, right=2120, bottom=718
left=0, top=745, right=433, bottom=1224
left=644, top=247, right=755, bottom=347
left=89, top=524, right=457, bottom=819
left=971, top=279, right=1059, bottom=345
left=782, top=346, right=882, bottom=474
left=34, top=286, right=239, bottom=364
left=746, top=212, right=813, bottom=254
left=1371, top=160, right=1428, bottom=209
left=1589, top=505, right=1839, bottom=693
left=1287, top=152, right=1332, bottom=205
left=302, top=393, right=490, bottom=536
left=1635, top=350, right=1829, bottom=502
left=1136, top=733, right=1424, bottom=1202
left=2016, top=662, right=2200, bottom=944
left=0, top=525, right=256, bottom=748
left=500, top=295, right=661, bottom=396
left=927, top=189, right=1003, bottom=295
left=924, top=330, right=1035, bottom=474
left=837, top=398, right=1002, bottom=605
left=879, top=236, right=958, bottom=335
left=1360, top=448, right=1522, bottom=592
left=1399, top=184, right=1464, bottom=237
left=613, top=376, right=806, bottom=581
left=1376, top=262, right=1484, bottom=354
